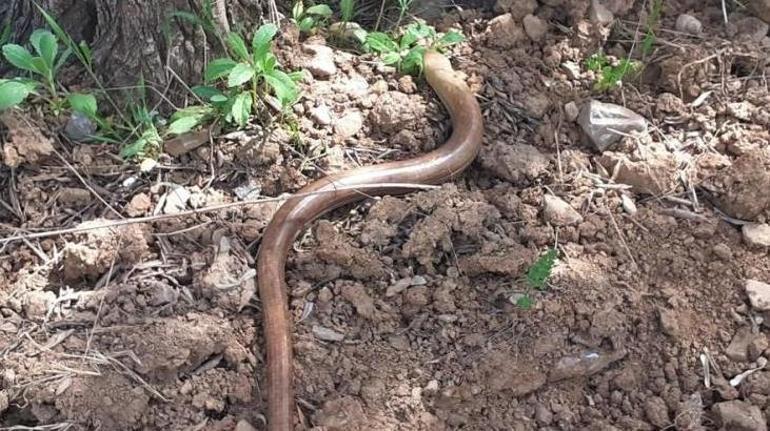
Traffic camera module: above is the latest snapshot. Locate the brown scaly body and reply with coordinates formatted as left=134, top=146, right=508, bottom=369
left=255, top=49, right=484, bottom=430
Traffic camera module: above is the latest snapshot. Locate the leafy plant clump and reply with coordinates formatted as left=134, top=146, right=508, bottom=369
left=169, top=23, right=302, bottom=134
left=363, top=21, right=464, bottom=76
left=515, top=248, right=558, bottom=309
left=292, top=1, right=333, bottom=33
left=585, top=52, right=641, bottom=92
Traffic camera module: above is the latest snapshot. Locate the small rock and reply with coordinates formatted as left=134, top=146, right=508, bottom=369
left=404, top=286, right=429, bottom=307
left=742, top=223, right=770, bottom=247
left=317, top=287, right=333, bottom=302
left=522, top=14, right=548, bottom=42
left=386, top=278, right=412, bottom=297
left=64, top=112, right=97, bottom=141
left=549, top=349, right=627, bottom=382
left=57, top=187, right=91, bottom=206
left=126, top=193, right=152, bottom=217
left=479, top=143, right=550, bottom=184
left=644, top=396, right=670, bottom=428
left=535, top=405, right=553, bottom=425
left=148, top=284, right=178, bottom=307
left=23, top=290, right=56, bottom=319
left=730, top=16, right=770, bottom=42
left=728, top=101, right=756, bottom=121
left=675, top=14, right=702, bottom=35
left=310, top=104, right=333, bottom=126
left=234, top=420, right=258, bottom=431
left=303, top=44, right=337, bottom=79
left=312, top=325, right=345, bottom=342
left=486, top=13, right=527, bottom=48
left=398, top=75, right=417, bottom=94
left=589, top=0, right=614, bottom=25
left=746, top=279, right=770, bottom=311
left=711, top=400, right=766, bottom=431
left=334, top=111, right=363, bottom=139
left=411, top=275, right=427, bottom=285
left=562, top=62, right=582, bottom=80
left=713, top=243, right=733, bottom=260
left=162, top=186, right=191, bottom=214
left=578, top=100, right=647, bottom=151
left=543, top=194, right=583, bottom=226
left=726, top=327, right=756, bottom=362
left=620, top=195, right=637, bottom=215
left=564, top=101, right=580, bottom=122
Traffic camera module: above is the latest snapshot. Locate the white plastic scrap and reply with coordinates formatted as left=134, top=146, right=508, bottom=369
left=730, top=357, right=768, bottom=387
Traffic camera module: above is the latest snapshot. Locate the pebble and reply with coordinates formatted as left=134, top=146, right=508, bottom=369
left=303, top=44, right=337, bottom=79
left=535, top=404, right=553, bottom=425
left=746, top=279, right=770, bottom=311
left=543, top=194, right=583, bottom=226
left=713, top=243, right=733, bottom=260
left=0, top=390, right=7, bottom=415
left=317, top=287, right=333, bottom=302
left=386, top=278, right=412, bottom=297
left=161, top=185, right=191, bottom=214
left=522, top=14, right=548, bottom=42
left=749, top=0, right=770, bottom=23
left=548, top=349, right=627, bottom=382
left=64, top=112, right=97, bottom=141
left=562, top=62, right=581, bottom=80
left=620, top=194, right=637, bottom=215
left=578, top=100, right=648, bottom=151
left=333, top=111, right=363, bottom=139
left=312, top=325, right=345, bottom=342
left=564, top=101, right=580, bottom=122
left=644, top=396, right=670, bottom=428
left=23, top=290, right=56, bottom=320
left=711, top=400, right=767, bottom=431
left=675, top=14, right=702, bottom=35
left=731, top=16, right=770, bottom=42
left=310, top=104, right=333, bottom=126
left=126, top=193, right=152, bottom=217
left=589, top=0, right=614, bottom=25
left=235, top=420, right=258, bottom=431
left=742, top=223, right=770, bottom=247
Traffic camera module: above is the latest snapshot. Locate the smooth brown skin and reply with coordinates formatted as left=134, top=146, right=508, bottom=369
left=255, top=50, right=484, bottom=430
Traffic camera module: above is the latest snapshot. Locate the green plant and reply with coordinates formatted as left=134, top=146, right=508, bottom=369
left=292, top=1, right=333, bottom=33
left=1, top=29, right=71, bottom=109
left=515, top=247, right=558, bottom=309
left=641, top=0, right=662, bottom=56
left=166, top=0, right=228, bottom=51
left=168, top=23, right=301, bottom=133
left=364, top=22, right=464, bottom=76
left=585, top=52, right=641, bottom=91
left=0, top=20, right=11, bottom=46
left=340, top=0, right=356, bottom=23
left=395, top=0, right=416, bottom=29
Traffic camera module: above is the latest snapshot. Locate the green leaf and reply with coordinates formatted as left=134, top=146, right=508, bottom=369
left=298, top=16, right=315, bottom=32
left=400, top=46, right=424, bottom=75
left=0, top=79, right=35, bottom=110
left=288, top=70, right=305, bottom=82
left=365, top=32, right=398, bottom=53
left=227, top=32, right=250, bottom=62
left=121, top=125, right=162, bottom=159
left=29, top=29, right=58, bottom=69
left=230, top=91, right=252, bottom=127
left=210, top=94, right=229, bottom=104
left=204, top=58, right=237, bottom=82
left=170, top=105, right=214, bottom=121
left=292, top=0, right=304, bottom=20
left=257, top=52, right=277, bottom=74
left=399, top=29, right=419, bottom=49
left=78, top=41, right=92, bottom=67
left=252, top=23, right=278, bottom=58
left=381, top=52, right=400, bottom=65
left=305, top=4, right=332, bottom=16
left=526, top=248, right=557, bottom=290
left=264, top=69, right=299, bottom=106
left=437, top=30, right=464, bottom=47
left=515, top=295, right=534, bottom=309
left=2, top=44, right=37, bottom=73
left=340, top=0, right=356, bottom=22
left=227, top=63, right=255, bottom=87
left=67, top=93, right=97, bottom=118
left=54, top=46, right=72, bottom=73
left=167, top=115, right=203, bottom=135
left=191, top=85, right=225, bottom=101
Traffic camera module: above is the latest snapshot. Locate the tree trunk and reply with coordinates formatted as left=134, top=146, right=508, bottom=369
left=2, top=0, right=279, bottom=105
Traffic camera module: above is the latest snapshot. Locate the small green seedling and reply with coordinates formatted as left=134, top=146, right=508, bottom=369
left=364, top=22, right=464, bottom=76
left=1, top=29, right=71, bottom=109
left=641, top=0, right=662, bottom=56
left=515, top=247, right=558, bottom=309
left=292, top=1, right=333, bottom=33
left=169, top=23, right=302, bottom=133
left=339, top=0, right=356, bottom=23
left=585, top=52, right=641, bottom=92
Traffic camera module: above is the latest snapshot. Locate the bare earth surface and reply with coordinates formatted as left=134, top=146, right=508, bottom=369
left=2, top=0, right=770, bottom=430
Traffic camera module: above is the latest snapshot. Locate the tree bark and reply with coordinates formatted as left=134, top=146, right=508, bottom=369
left=2, top=0, right=277, bottom=104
